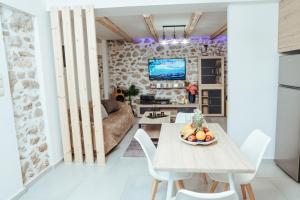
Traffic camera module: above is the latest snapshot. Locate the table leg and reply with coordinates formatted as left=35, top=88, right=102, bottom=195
left=166, top=176, right=174, bottom=200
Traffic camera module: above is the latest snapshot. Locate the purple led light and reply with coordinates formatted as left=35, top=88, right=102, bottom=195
left=212, top=35, right=227, bottom=42
left=132, top=35, right=227, bottom=44
left=132, top=37, right=156, bottom=44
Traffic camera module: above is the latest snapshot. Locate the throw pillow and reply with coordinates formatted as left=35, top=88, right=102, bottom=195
left=101, top=104, right=108, bottom=119
left=101, top=99, right=120, bottom=114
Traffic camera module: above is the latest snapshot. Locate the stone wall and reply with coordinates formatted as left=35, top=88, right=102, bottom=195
left=0, top=4, right=49, bottom=183
left=108, top=39, right=227, bottom=110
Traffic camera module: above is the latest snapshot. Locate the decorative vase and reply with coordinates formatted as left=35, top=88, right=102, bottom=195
left=188, top=92, right=196, bottom=103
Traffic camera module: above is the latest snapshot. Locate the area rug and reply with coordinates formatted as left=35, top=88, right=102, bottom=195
left=123, top=138, right=158, bottom=157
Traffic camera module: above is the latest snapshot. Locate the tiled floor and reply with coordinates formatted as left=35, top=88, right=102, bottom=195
left=19, top=122, right=300, bottom=200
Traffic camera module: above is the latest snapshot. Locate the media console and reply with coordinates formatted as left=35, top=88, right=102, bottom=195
left=135, top=101, right=199, bottom=119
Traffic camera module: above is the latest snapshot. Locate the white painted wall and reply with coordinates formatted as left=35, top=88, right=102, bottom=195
left=0, top=21, right=24, bottom=200
left=1, top=0, right=63, bottom=165
left=227, top=2, right=279, bottom=159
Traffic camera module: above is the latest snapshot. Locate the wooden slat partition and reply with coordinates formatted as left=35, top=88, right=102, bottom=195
left=61, top=7, right=83, bottom=163
left=50, top=8, right=72, bottom=162
left=85, top=6, right=105, bottom=165
left=73, top=7, right=94, bottom=163
left=50, top=6, right=105, bottom=165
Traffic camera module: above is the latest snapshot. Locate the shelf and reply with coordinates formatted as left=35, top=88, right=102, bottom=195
left=150, top=87, right=186, bottom=90
left=202, top=66, right=221, bottom=69
left=201, top=104, right=221, bottom=106
left=201, top=75, right=220, bottom=77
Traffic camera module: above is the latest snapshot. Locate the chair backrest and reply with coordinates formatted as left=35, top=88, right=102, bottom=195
left=175, top=112, right=194, bottom=123
left=240, top=129, right=271, bottom=172
left=174, top=190, right=238, bottom=200
left=134, top=129, right=158, bottom=178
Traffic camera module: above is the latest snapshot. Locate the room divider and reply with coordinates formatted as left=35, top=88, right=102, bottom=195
left=50, top=6, right=105, bottom=165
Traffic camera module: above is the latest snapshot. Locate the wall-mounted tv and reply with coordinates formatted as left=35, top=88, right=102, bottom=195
left=148, top=58, right=186, bottom=80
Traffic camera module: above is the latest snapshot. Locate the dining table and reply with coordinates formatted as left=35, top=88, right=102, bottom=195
left=153, top=123, right=255, bottom=200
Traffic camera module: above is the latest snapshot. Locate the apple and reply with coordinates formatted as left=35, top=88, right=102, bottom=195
left=188, top=135, right=197, bottom=142
left=206, top=131, right=214, bottom=138
left=205, top=135, right=213, bottom=142
left=203, top=127, right=209, bottom=133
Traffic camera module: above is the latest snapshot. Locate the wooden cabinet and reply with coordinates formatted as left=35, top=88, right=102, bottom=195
left=198, top=57, right=225, bottom=116
left=278, top=0, right=300, bottom=53
left=199, top=56, right=224, bottom=85
left=200, top=87, right=224, bottom=116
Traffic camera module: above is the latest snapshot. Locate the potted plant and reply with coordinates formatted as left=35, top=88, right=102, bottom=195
left=185, top=81, right=198, bottom=103
left=124, top=84, right=139, bottom=106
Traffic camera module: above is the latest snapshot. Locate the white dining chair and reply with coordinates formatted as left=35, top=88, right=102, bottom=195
left=208, top=129, right=271, bottom=200
left=134, top=129, right=192, bottom=200
left=172, top=190, right=238, bottom=200
left=175, top=112, right=194, bottom=123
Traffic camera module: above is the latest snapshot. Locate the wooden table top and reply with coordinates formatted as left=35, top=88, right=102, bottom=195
left=138, top=111, right=171, bottom=125
left=153, top=123, right=255, bottom=173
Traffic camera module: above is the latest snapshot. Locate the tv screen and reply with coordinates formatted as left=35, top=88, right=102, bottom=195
left=148, top=58, right=186, bottom=80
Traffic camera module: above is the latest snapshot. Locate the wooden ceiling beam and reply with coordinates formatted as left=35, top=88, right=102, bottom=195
left=96, top=16, right=133, bottom=42
left=210, top=24, right=227, bottom=40
left=143, top=14, right=159, bottom=42
left=185, top=12, right=202, bottom=37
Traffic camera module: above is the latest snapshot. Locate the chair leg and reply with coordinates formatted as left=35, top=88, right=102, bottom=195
left=150, top=179, right=159, bottom=200
left=175, top=180, right=184, bottom=190
left=223, top=183, right=229, bottom=191
left=202, top=173, right=208, bottom=184
left=209, top=181, right=219, bottom=193
left=241, top=184, right=247, bottom=200
left=245, top=184, right=255, bottom=200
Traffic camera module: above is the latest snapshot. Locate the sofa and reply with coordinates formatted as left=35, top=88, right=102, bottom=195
left=101, top=102, right=135, bottom=154
left=71, top=101, right=135, bottom=155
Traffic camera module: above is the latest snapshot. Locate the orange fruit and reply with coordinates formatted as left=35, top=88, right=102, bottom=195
left=196, top=131, right=206, bottom=140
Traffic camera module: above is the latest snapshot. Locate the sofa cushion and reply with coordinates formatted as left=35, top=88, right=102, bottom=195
left=101, top=99, right=120, bottom=114
left=101, top=104, right=108, bottom=119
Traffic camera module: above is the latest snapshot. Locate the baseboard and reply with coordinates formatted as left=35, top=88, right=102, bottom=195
left=24, top=157, right=64, bottom=187
left=24, top=165, right=52, bottom=188
left=9, top=187, right=27, bottom=200
left=10, top=158, right=64, bottom=200
left=262, top=158, right=275, bottom=164
left=52, top=157, right=64, bottom=168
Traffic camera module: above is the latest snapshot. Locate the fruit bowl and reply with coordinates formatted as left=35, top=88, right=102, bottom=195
left=179, top=135, right=217, bottom=146
left=179, top=123, right=217, bottom=146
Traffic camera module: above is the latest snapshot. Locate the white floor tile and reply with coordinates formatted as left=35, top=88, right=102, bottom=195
left=18, top=123, right=300, bottom=200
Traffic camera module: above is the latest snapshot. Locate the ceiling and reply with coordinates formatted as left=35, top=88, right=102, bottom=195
left=94, top=5, right=227, bottom=41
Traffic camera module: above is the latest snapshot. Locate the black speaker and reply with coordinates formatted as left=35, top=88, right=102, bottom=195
left=140, top=95, right=155, bottom=104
